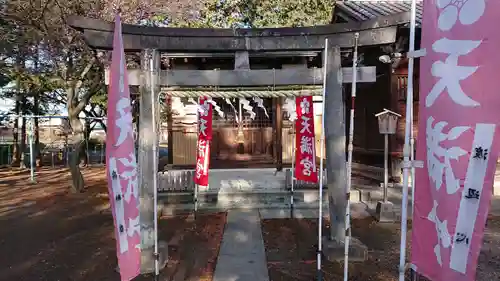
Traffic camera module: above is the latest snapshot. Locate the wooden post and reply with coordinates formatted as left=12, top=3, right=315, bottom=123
left=389, top=66, right=400, bottom=182
left=138, top=49, right=167, bottom=273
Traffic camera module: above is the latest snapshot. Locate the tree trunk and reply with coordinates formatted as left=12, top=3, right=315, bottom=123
left=81, top=120, right=91, bottom=167
left=68, top=110, right=85, bottom=193
left=11, top=99, right=20, bottom=166
left=11, top=55, right=23, bottom=167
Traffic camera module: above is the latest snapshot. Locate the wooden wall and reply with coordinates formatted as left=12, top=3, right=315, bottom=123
left=349, top=64, right=393, bottom=167
left=170, top=97, right=198, bottom=166
left=281, top=64, right=394, bottom=168
left=390, top=64, right=420, bottom=157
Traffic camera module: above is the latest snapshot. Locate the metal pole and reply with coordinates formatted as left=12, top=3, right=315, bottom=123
left=290, top=124, right=295, bottom=214
left=399, top=0, right=418, bottom=280
left=343, top=32, right=359, bottom=281
left=194, top=98, right=201, bottom=217
left=150, top=53, right=160, bottom=280
left=28, top=118, right=35, bottom=183
left=316, top=38, right=329, bottom=281
left=410, top=138, right=415, bottom=214
left=49, top=125, right=54, bottom=168
left=384, top=133, right=389, bottom=202
left=86, top=124, right=89, bottom=165
left=194, top=183, right=199, bottom=214
left=66, top=137, right=69, bottom=167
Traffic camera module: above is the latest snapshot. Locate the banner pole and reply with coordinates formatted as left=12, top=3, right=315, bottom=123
left=194, top=183, right=199, bottom=215
left=343, top=32, right=359, bottom=281
left=28, top=117, right=36, bottom=183
left=398, top=0, right=418, bottom=280
left=150, top=53, right=160, bottom=281
left=290, top=123, right=295, bottom=216
left=410, top=130, right=416, bottom=215
left=316, top=38, right=328, bottom=281
left=194, top=97, right=201, bottom=219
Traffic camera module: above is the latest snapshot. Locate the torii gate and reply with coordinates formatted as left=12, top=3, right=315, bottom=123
left=69, top=12, right=409, bottom=272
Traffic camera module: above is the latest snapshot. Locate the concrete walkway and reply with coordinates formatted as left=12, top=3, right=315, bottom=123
left=213, top=209, right=270, bottom=281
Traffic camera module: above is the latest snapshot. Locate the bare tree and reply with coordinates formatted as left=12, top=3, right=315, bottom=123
left=1, top=0, right=208, bottom=191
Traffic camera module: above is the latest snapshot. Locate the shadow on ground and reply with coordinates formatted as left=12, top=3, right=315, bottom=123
left=261, top=217, right=500, bottom=281
left=0, top=167, right=226, bottom=281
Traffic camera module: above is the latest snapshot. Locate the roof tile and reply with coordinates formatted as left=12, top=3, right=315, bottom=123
left=335, top=0, right=423, bottom=25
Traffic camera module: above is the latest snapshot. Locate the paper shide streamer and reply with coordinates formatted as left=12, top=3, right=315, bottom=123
left=188, top=97, right=224, bottom=118
left=253, top=97, right=269, bottom=118
left=225, top=98, right=239, bottom=123
left=176, top=97, right=270, bottom=121
left=171, top=97, right=186, bottom=117
left=239, top=97, right=256, bottom=120
left=207, top=99, right=224, bottom=118
left=188, top=97, right=198, bottom=106
left=283, top=98, right=297, bottom=121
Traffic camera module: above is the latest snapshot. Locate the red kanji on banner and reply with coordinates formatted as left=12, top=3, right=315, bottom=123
left=194, top=97, right=212, bottom=186
left=295, top=96, right=318, bottom=183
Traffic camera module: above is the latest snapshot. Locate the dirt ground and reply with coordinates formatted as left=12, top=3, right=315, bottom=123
left=0, top=167, right=226, bottom=281
left=262, top=217, right=500, bottom=281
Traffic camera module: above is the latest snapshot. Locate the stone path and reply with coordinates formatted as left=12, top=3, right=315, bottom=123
left=213, top=209, right=270, bottom=281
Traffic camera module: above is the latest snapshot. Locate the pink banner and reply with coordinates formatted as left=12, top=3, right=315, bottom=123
left=295, top=96, right=318, bottom=183
left=105, top=15, right=140, bottom=281
left=194, top=97, right=212, bottom=186
left=411, top=1, right=500, bottom=281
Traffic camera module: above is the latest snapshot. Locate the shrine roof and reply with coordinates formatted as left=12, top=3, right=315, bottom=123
left=334, top=0, right=423, bottom=26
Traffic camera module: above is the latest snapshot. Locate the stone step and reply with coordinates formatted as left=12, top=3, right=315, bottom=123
left=159, top=188, right=365, bottom=206
left=159, top=200, right=374, bottom=220
left=157, top=184, right=413, bottom=209
left=159, top=167, right=383, bottom=193
left=159, top=195, right=500, bottom=220
left=159, top=201, right=330, bottom=216
left=361, top=186, right=413, bottom=203
left=157, top=183, right=415, bottom=219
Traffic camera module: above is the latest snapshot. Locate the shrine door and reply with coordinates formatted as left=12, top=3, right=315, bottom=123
left=210, top=97, right=274, bottom=169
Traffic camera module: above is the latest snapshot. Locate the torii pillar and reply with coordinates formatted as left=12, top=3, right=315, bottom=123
left=138, top=49, right=168, bottom=273
left=323, top=45, right=368, bottom=262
